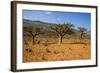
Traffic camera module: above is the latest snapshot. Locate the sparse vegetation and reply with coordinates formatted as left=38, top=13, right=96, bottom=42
left=49, top=23, right=74, bottom=44
left=24, top=26, right=44, bottom=44
left=78, top=27, right=87, bottom=43
left=23, top=19, right=91, bottom=62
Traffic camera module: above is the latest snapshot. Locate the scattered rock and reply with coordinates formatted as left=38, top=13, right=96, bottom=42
left=42, top=55, right=47, bottom=60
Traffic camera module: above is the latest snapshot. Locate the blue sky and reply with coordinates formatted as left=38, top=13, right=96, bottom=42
left=23, top=10, right=91, bottom=30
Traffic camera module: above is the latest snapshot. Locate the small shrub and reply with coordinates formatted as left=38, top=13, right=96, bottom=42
left=46, top=48, right=51, bottom=53
left=25, top=48, right=32, bottom=53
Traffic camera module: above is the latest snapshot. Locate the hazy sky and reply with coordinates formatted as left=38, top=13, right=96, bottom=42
left=23, top=10, right=91, bottom=30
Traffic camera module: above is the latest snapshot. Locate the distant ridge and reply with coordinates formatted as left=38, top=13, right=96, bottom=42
left=23, top=19, right=90, bottom=38
left=23, top=19, right=53, bottom=26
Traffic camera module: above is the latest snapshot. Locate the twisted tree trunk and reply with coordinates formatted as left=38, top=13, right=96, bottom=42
left=58, top=35, right=63, bottom=45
